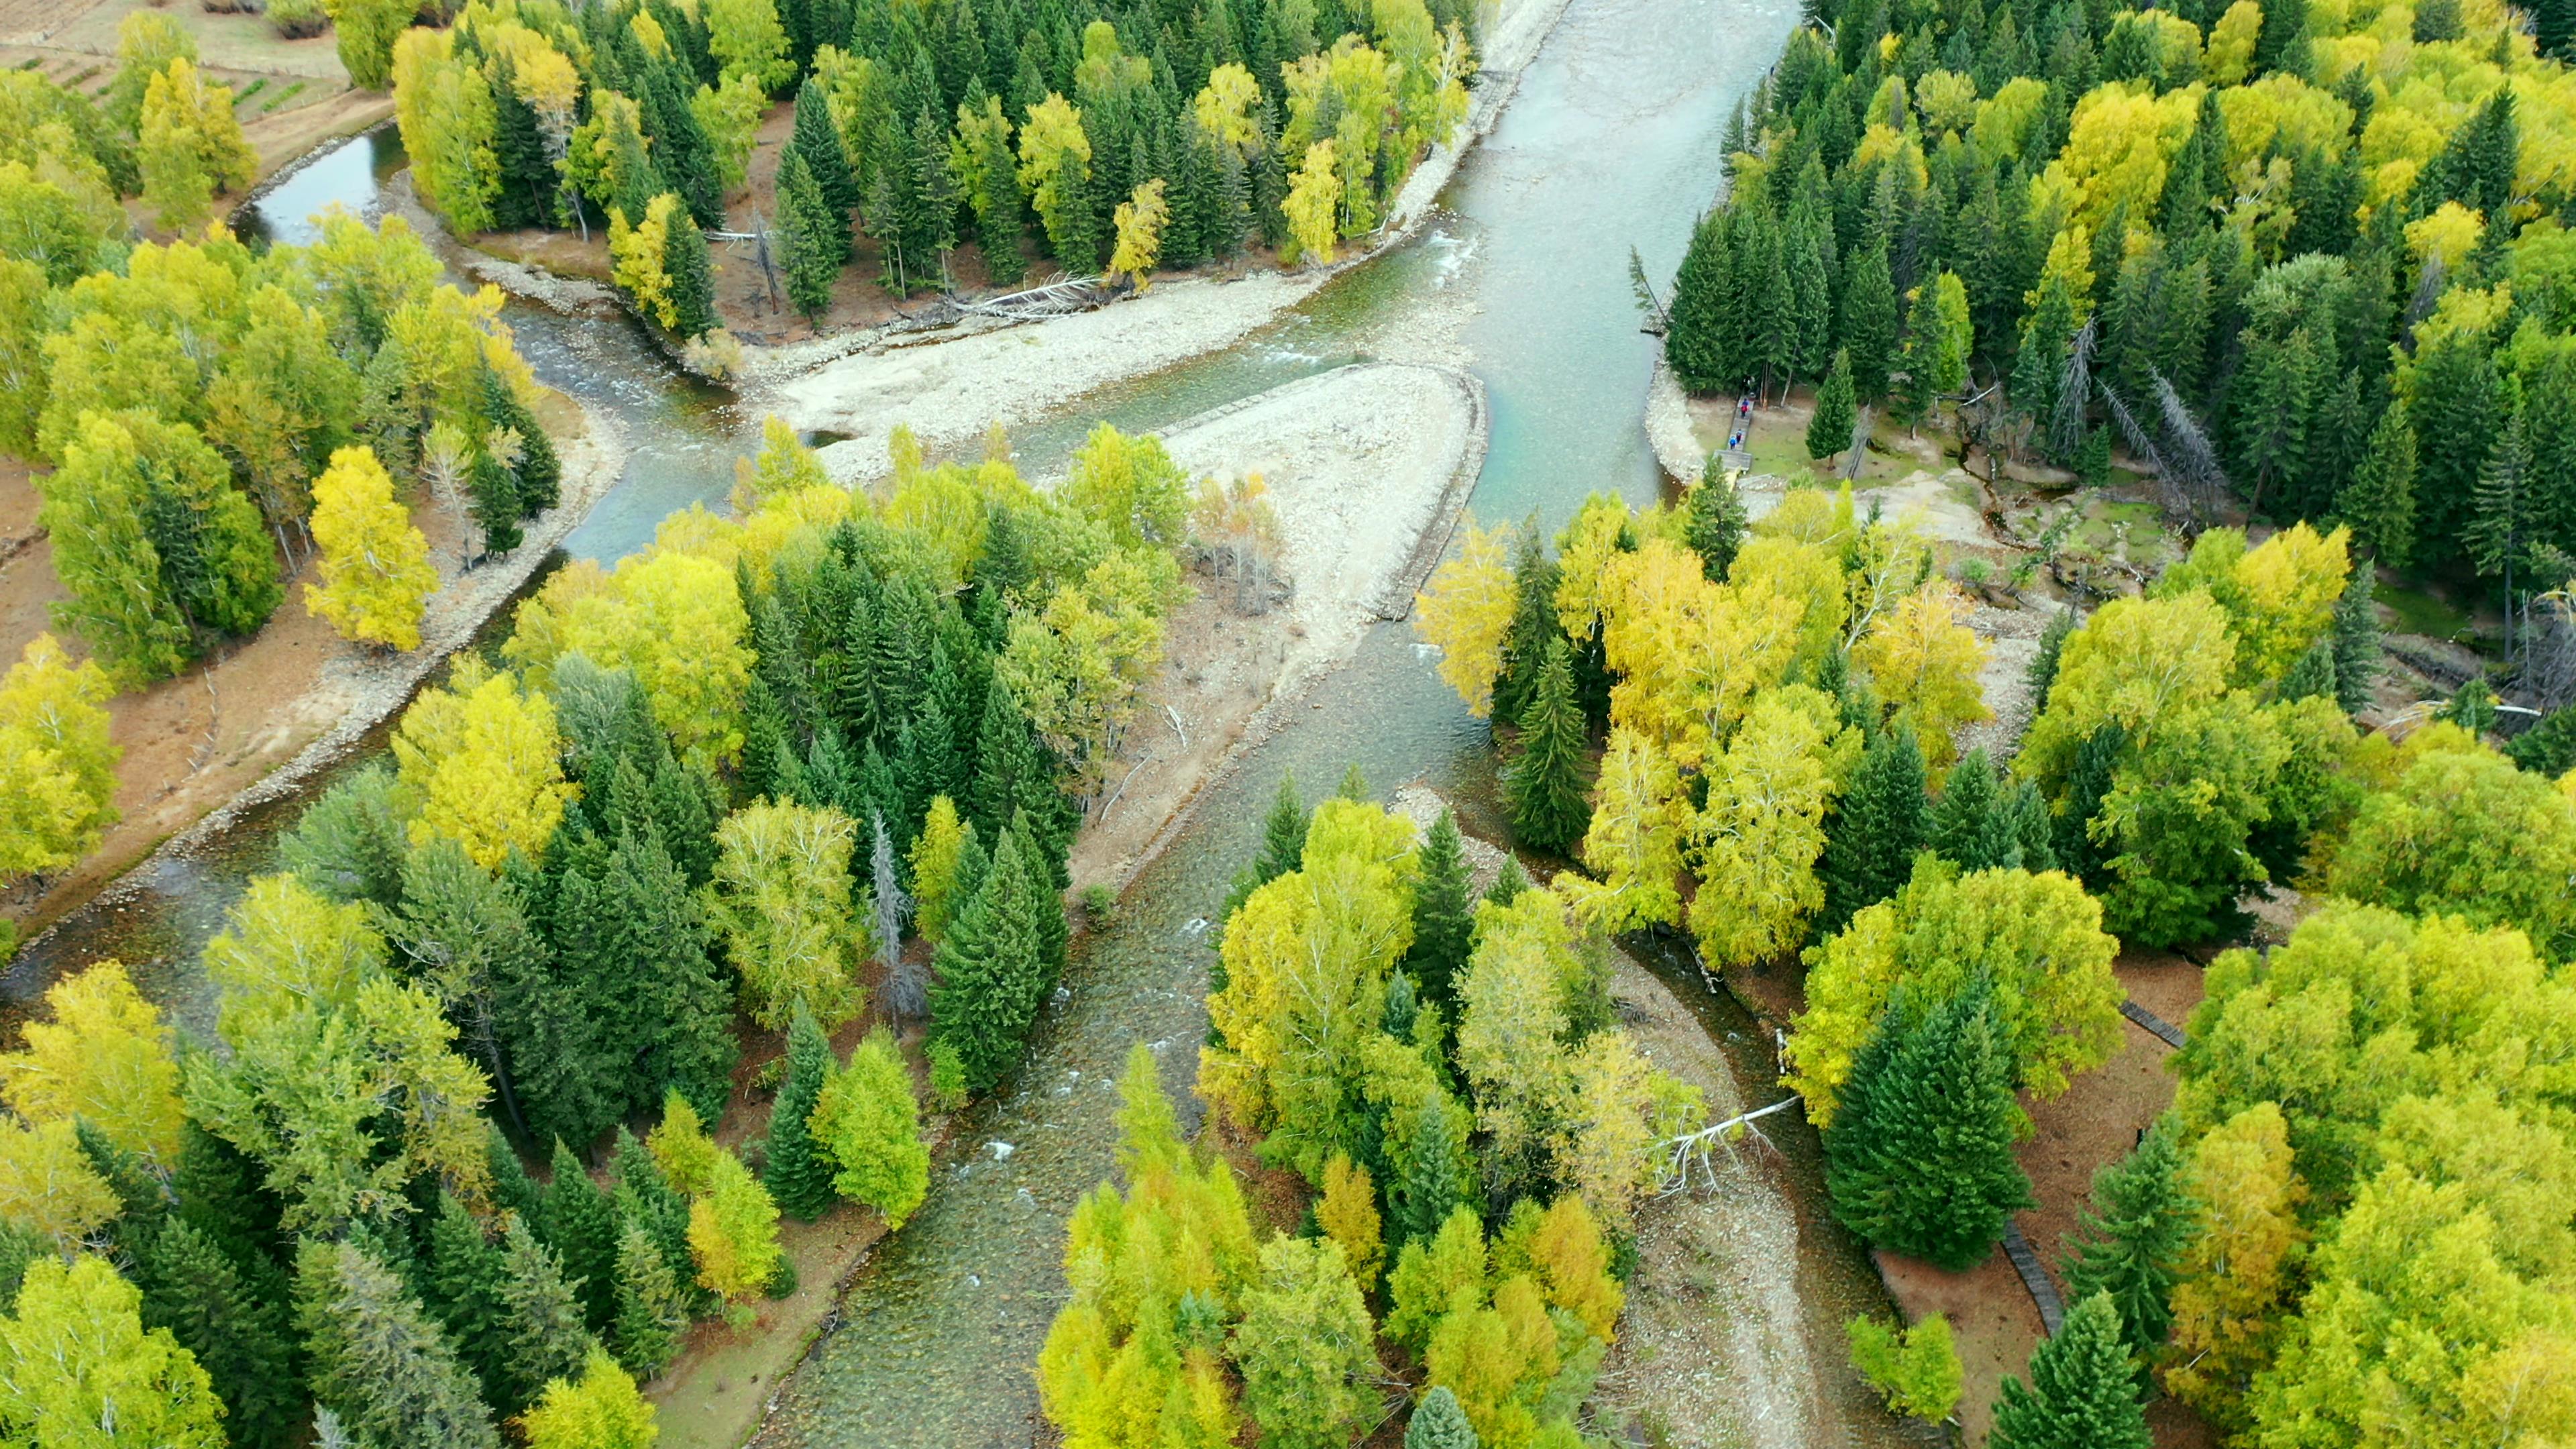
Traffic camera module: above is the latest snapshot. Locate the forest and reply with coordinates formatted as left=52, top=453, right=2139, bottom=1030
left=385, top=0, right=1477, bottom=336
left=0, top=366, right=1228, bottom=1441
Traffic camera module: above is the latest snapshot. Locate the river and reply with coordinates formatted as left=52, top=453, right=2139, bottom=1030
left=5, top=0, right=1911, bottom=1442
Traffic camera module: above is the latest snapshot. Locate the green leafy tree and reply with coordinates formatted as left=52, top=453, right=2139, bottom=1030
left=0, top=1253, right=226, bottom=1447
left=1232, top=1235, right=1379, bottom=1449
left=1846, top=1313, right=1964, bottom=1424
left=298, top=1238, right=500, bottom=1449
left=1823, top=980, right=2033, bottom=1269
left=809, top=1028, right=930, bottom=1228
left=520, top=1346, right=657, bottom=1449
left=323, top=0, right=412, bottom=89
left=763, top=1001, right=838, bottom=1220
left=2062, top=1119, right=2194, bottom=1360
left=1807, top=348, right=1858, bottom=460
left=1989, top=1291, right=2152, bottom=1449
left=1504, top=637, right=1593, bottom=855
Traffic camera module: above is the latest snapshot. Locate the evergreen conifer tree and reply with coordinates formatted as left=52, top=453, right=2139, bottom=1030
left=298, top=1239, right=500, bottom=1449
left=2029, top=606, right=2076, bottom=704
left=136, top=1218, right=302, bottom=1449
left=790, top=78, right=861, bottom=216
left=1407, top=1385, right=1479, bottom=1449
left=1386, top=1083, right=1469, bottom=1250
left=488, top=56, right=552, bottom=230
left=661, top=206, right=718, bottom=339
left=423, top=1191, right=511, bottom=1406
left=543, top=1140, right=621, bottom=1335
left=1821, top=724, right=1929, bottom=931
left=1487, top=857, right=1529, bottom=907
left=763, top=1001, right=839, bottom=1220
left=777, top=170, right=837, bottom=325
left=1492, top=526, right=1566, bottom=724
left=1505, top=637, right=1593, bottom=855
left=1808, top=348, right=1859, bottom=461
left=469, top=447, right=523, bottom=555
left=2330, top=568, right=2382, bottom=716
left=974, top=119, right=1026, bottom=284
left=1840, top=244, right=1900, bottom=400
left=1824, top=981, right=2033, bottom=1269
left=2053, top=724, right=2127, bottom=888
left=496, top=1216, right=597, bottom=1413
left=1929, top=747, right=2011, bottom=869
left=928, top=822, right=1050, bottom=1093
left=608, top=1222, right=687, bottom=1379
left=1403, top=810, right=1474, bottom=1014
left=1256, top=771, right=1308, bottom=881
left=483, top=367, right=561, bottom=515
left=1686, top=457, right=1749, bottom=582
left=556, top=826, right=740, bottom=1123
left=1666, top=207, right=1736, bottom=390
left=488, top=1124, right=547, bottom=1226
left=610, top=1127, right=702, bottom=1316
left=2062, top=1120, right=2193, bottom=1360
left=1988, top=1292, right=2153, bottom=1449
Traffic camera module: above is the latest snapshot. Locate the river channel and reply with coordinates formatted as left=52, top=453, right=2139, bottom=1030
left=1, top=0, right=1913, bottom=1442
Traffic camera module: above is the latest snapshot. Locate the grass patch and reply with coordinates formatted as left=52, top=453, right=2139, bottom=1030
left=67, top=65, right=100, bottom=87
left=2379, top=582, right=2477, bottom=641
left=236, top=77, right=266, bottom=101
left=262, top=79, right=305, bottom=112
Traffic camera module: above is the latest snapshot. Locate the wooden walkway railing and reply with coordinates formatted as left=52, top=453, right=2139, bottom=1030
left=2002, top=1220, right=2067, bottom=1336
left=2121, top=998, right=2188, bottom=1049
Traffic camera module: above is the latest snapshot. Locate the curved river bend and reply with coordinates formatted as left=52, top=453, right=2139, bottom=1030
left=6, top=0, right=1914, bottom=1444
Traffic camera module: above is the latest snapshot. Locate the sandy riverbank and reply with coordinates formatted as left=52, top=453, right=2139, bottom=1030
left=1065, top=361, right=1486, bottom=889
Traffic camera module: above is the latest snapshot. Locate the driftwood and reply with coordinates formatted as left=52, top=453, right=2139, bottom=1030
left=951, top=274, right=1114, bottom=319
left=1657, top=1097, right=1801, bottom=1195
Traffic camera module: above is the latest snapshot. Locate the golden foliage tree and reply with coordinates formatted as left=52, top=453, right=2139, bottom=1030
left=704, top=799, right=868, bottom=1029
left=1413, top=518, right=1515, bottom=717
left=0, top=961, right=182, bottom=1165
left=1853, top=582, right=1991, bottom=767
left=138, top=58, right=255, bottom=229
left=0, top=633, right=119, bottom=883
left=392, top=657, right=576, bottom=869
left=306, top=445, right=440, bottom=651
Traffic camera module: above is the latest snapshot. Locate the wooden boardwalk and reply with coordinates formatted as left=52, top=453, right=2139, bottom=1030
left=2002, top=1220, right=2067, bottom=1335
left=2121, top=998, right=2188, bottom=1050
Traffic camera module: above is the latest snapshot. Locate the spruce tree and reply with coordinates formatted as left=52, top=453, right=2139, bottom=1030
left=928, top=822, right=1051, bottom=1093
left=1504, top=637, right=1593, bottom=855
left=496, top=1216, right=597, bottom=1413
left=543, top=1140, right=622, bottom=1335
left=1404, top=811, right=1474, bottom=1015
left=1929, top=747, right=2010, bottom=869
left=2053, top=724, right=2127, bottom=888
left=488, top=1124, right=547, bottom=1226
left=778, top=160, right=839, bottom=324
left=975, top=120, right=1027, bottom=284
left=1491, top=525, right=1565, bottom=723
left=1988, top=1291, right=2153, bottom=1449
left=488, top=56, right=552, bottom=230
left=2004, top=780, right=2058, bottom=873
left=1666, top=207, right=1736, bottom=391
left=1407, top=1385, right=1480, bottom=1449
left=469, top=447, right=524, bottom=555
left=661, top=206, right=718, bottom=339
left=1807, top=348, right=1858, bottom=461
left=764, top=1001, right=839, bottom=1220
left=1686, top=456, right=1748, bottom=582
left=423, top=1191, right=511, bottom=1407
left=2279, top=639, right=2337, bottom=703
left=1386, top=1083, right=1469, bottom=1250
left=609, top=1222, right=687, bottom=1379
left=1823, top=981, right=2033, bottom=1269
left=1840, top=243, right=1900, bottom=400
left=1820, top=724, right=1929, bottom=931
left=299, top=1239, right=500, bottom=1449
left=610, top=1128, right=702, bottom=1316
left=2061, top=1120, right=2193, bottom=1360
left=1256, top=771, right=1309, bottom=881
left=791, top=78, right=861, bottom=217
left=2028, top=606, right=2076, bottom=704
left=483, top=366, right=560, bottom=515
left=136, top=1218, right=302, bottom=1449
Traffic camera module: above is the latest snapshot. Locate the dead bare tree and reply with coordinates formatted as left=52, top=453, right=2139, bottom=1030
left=2152, top=371, right=2231, bottom=535
left=2051, top=315, right=2097, bottom=463
left=1629, top=246, right=1670, bottom=335
left=1658, top=1098, right=1800, bottom=1195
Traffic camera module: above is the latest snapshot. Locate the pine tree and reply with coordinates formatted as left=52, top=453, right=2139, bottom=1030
left=1840, top=244, right=1900, bottom=400
left=608, top=1222, right=686, bottom=1380
left=661, top=205, right=718, bottom=339
left=1929, top=747, right=2013, bottom=869
left=1667, top=207, right=1736, bottom=390
left=299, top=1238, right=500, bottom=1449
left=2330, top=568, right=2381, bottom=717
left=423, top=1191, right=511, bottom=1405
left=496, top=1216, right=597, bottom=1413
left=1686, top=456, right=1749, bottom=581
left=1504, top=637, right=1593, bottom=855
left=2061, top=1120, right=2193, bottom=1361
left=1406, top=1385, right=1479, bottom=1448
left=928, top=822, right=1051, bottom=1093
left=1386, top=1083, right=1469, bottom=1250
left=543, top=1139, right=621, bottom=1335
left=763, top=1000, right=839, bottom=1220
left=1988, top=1292, right=2153, bottom=1449
left=1824, top=981, right=2033, bottom=1269
left=790, top=78, right=860, bottom=217
left=135, top=1218, right=302, bottom=1449
left=1808, top=348, right=1858, bottom=462
left=1821, top=725, right=1929, bottom=931
left=1404, top=811, right=1474, bottom=1016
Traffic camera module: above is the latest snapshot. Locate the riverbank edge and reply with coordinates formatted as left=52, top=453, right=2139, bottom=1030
left=1110, top=362, right=1487, bottom=899
left=427, top=0, right=1575, bottom=399
left=7, top=392, right=628, bottom=960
